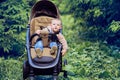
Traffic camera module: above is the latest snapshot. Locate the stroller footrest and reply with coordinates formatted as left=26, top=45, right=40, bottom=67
left=33, top=56, right=55, bottom=63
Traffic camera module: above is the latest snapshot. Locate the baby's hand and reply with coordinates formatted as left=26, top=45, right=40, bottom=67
left=62, top=49, right=67, bottom=56
left=35, top=30, right=41, bottom=34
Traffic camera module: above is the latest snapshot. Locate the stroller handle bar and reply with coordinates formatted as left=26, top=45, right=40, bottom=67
left=26, top=24, right=62, bottom=69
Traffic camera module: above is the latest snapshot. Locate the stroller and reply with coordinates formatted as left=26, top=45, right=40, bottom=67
left=23, top=0, right=67, bottom=80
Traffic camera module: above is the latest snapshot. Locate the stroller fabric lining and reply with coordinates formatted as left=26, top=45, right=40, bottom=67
left=30, top=16, right=57, bottom=63
left=30, top=16, right=55, bottom=46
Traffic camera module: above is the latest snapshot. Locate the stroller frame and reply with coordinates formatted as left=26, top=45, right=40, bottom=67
left=23, top=0, right=67, bottom=80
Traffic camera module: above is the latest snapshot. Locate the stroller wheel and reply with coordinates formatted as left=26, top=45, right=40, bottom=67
left=63, top=59, right=68, bottom=78
left=63, top=70, right=68, bottom=78
left=28, top=76, right=35, bottom=80
left=23, top=61, right=30, bottom=80
left=53, top=76, right=58, bottom=80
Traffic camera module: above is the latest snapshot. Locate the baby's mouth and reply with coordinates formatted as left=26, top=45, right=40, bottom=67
left=55, top=27, right=57, bottom=29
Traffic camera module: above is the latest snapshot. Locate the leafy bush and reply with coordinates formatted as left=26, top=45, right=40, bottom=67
left=0, top=0, right=120, bottom=80
left=0, top=0, right=31, bottom=56
left=64, top=41, right=120, bottom=80
left=0, top=58, right=22, bottom=80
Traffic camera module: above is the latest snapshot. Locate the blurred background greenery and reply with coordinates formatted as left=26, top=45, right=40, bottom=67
left=0, top=0, right=120, bottom=80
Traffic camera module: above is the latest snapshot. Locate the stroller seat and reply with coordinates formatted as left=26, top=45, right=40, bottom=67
left=30, top=16, right=54, bottom=46
left=23, top=1, right=67, bottom=80
left=31, top=48, right=56, bottom=63
left=30, top=16, right=57, bottom=63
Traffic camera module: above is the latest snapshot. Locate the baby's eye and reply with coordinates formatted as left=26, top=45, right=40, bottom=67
left=53, top=24, right=55, bottom=25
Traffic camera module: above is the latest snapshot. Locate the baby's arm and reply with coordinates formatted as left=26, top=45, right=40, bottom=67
left=57, top=33, right=68, bottom=56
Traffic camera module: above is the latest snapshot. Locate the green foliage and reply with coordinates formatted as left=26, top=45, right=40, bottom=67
left=60, top=2, right=120, bottom=79
left=0, top=0, right=120, bottom=80
left=109, top=20, right=120, bottom=32
left=0, top=0, right=32, bottom=55
left=63, top=0, right=120, bottom=43
left=64, top=42, right=120, bottom=80
left=0, top=58, right=22, bottom=80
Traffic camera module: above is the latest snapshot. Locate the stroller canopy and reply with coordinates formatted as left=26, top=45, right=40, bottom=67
left=29, top=0, right=60, bottom=23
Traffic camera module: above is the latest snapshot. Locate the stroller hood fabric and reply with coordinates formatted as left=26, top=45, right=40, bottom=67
left=29, top=0, right=60, bottom=23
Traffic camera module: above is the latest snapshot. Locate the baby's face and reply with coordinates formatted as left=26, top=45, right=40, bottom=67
left=51, top=20, right=61, bottom=33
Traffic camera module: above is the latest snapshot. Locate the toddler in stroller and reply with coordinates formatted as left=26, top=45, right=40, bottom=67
left=23, top=0, right=68, bottom=80
left=34, top=19, right=68, bottom=57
